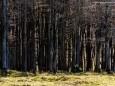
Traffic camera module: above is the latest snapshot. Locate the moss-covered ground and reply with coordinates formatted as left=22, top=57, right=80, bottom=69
left=0, top=70, right=115, bottom=86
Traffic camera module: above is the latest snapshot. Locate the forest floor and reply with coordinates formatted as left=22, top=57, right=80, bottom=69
left=0, top=70, right=115, bottom=86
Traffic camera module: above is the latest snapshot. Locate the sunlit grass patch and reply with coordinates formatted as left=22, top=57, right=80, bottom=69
left=0, top=71, right=115, bottom=86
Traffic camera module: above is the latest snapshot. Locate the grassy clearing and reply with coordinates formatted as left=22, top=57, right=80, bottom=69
left=0, top=70, right=115, bottom=86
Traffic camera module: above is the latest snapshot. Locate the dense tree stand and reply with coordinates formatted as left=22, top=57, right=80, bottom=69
left=0, top=0, right=115, bottom=73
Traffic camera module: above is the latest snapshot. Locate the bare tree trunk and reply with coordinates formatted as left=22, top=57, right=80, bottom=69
left=53, top=14, right=58, bottom=74
left=105, top=33, right=111, bottom=72
left=22, top=2, right=27, bottom=71
left=82, top=30, right=86, bottom=72
left=32, top=1, right=36, bottom=73
left=113, top=32, right=115, bottom=72
left=2, top=0, right=9, bottom=69
left=113, top=45, right=115, bottom=72
left=76, top=27, right=81, bottom=67
left=72, top=33, right=76, bottom=72
left=95, top=40, right=101, bottom=72
left=48, top=0, right=54, bottom=72
left=105, top=5, right=111, bottom=72
left=68, top=38, right=72, bottom=72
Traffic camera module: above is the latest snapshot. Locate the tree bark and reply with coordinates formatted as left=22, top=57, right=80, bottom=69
left=22, top=2, right=27, bottom=71
left=2, top=0, right=9, bottom=69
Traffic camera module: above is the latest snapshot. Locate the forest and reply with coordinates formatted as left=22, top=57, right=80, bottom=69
left=0, top=0, right=115, bottom=74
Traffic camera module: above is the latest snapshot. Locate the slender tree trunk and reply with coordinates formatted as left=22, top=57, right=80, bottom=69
left=53, top=14, right=58, bottom=73
left=72, top=33, right=76, bottom=72
left=2, top=0, right=9, bottom=69
left=76, top=27, right=80, bottom=67
left=48, top=0, right=54, bottom=72
left=105, top=5, right=111, bottom=72
left=32, top=1, right=36, bottom=73
left=91, top=27, right=96, bottom=71
left=82, top=29, right=86, bottom=72
left=22, top=2, right=27, bottom=71
left=68, top=38, right=72, bottom=72
left=105, top=33, right=111, bottom=72
left=95, top=40, right=101, bottom=72
left=113, top=45, right=115, bottom=72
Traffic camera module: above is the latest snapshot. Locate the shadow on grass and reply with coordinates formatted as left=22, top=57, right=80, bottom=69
left=0, top=69, right=115, bottom=77
left=0, top=70, right=36, bottom=77
left=0, top=69, right=8, bottom=77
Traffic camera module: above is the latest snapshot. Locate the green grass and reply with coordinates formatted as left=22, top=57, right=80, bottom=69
left=0, top=70, right=115, bottom=86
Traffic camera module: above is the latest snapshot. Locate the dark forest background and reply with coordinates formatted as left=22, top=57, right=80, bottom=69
left=0, top=0, right=115, bottom=74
